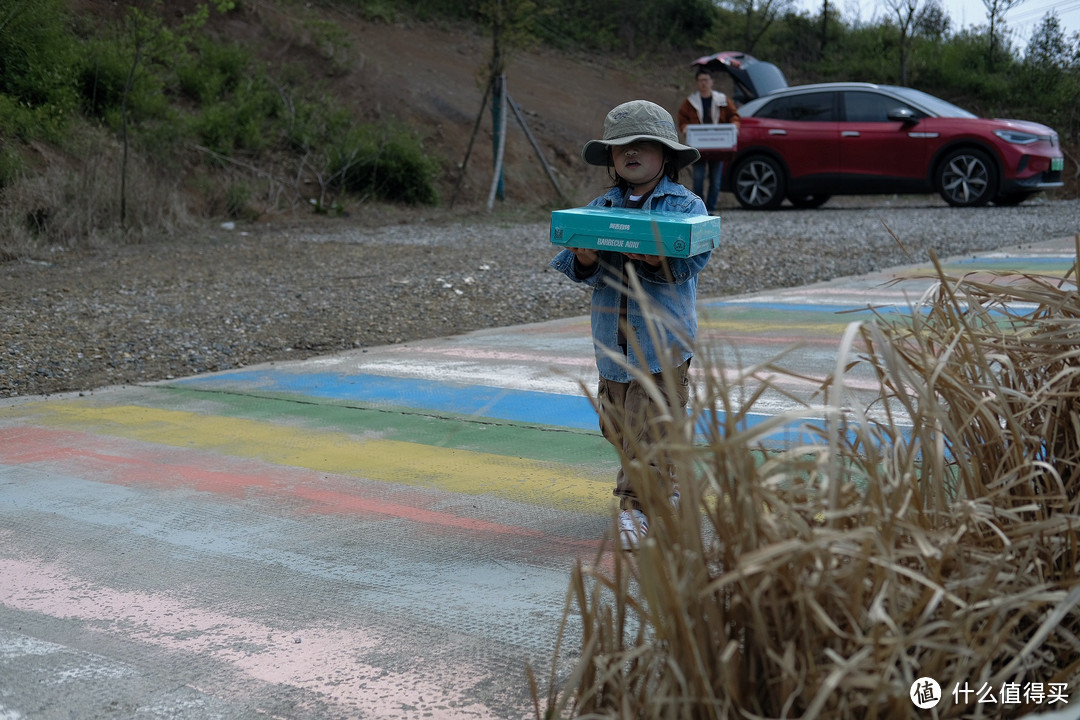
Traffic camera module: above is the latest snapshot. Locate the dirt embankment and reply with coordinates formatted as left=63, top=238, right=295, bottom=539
left=231, top=4, right=708, bottom=211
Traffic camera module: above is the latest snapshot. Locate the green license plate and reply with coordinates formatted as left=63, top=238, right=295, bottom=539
left=1051, top=157, right=1064, bottom=171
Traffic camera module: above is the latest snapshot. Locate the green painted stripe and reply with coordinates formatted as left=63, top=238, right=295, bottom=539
left=149, top=386, right=615, bottom=467
left=21, top=400, right=617, bottom=513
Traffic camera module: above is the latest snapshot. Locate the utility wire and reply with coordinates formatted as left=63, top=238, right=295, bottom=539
left=1010, top=0, right=1080, bottom=22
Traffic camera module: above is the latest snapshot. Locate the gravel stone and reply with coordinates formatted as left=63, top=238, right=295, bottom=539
left=2, top=197, right=1077, bottom=399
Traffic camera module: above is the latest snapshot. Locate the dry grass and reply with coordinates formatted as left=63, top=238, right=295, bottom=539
left=537, top=240, right=1080, bottom=719
left=0, top=128, right=193, bottom=255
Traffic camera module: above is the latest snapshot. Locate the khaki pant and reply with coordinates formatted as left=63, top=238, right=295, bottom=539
left=596, top=360, right=691, bottom=510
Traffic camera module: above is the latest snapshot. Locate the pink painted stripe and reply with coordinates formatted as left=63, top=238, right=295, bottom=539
left=0, top=555, right=505, bottom=719
left=698, top=329, right=854, bottom=345
left=0, top=427, right=598, bottom=552
left=698, top=366, right=882, bottom=393
left=380, top=344, right=595, bottom=366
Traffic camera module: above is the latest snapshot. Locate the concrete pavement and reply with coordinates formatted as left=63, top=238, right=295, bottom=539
left=1, top=232, right=1078, bottom=719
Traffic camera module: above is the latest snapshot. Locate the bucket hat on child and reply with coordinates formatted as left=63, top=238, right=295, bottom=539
left=582, top=100, right=700, bottom=170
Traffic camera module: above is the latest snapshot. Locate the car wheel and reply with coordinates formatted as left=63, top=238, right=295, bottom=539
left=993, top=192, right=1033, bottom=206
left=787, top=193, right=831, bottom=209
left=936, top=148, right=997, bottom=207
left=733, top=156, right=785, bottom=210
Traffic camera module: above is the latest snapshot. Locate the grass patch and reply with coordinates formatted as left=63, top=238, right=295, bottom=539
left=0, top=124, right=192, bottom=250
left=538, top=243, right=1080, bottom=718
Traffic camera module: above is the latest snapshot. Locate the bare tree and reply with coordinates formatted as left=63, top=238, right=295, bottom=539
left=883, top=0, right=925, bottom=84
left=820, top=0, right=829, bottom=50
left=915, top=0, right=950, bottom=39
left=1026, top=12, right=1069, bottom=69
left=726, top=0, right=795, bottom=53
left=981, top=0, right=1025, bottom=71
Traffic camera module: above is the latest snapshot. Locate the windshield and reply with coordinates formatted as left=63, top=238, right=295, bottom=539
left=742, top=62, right=788, bottom=100
left=693, top=52, right=789, bottom=103
left=885, top=87, right=977, bottom=118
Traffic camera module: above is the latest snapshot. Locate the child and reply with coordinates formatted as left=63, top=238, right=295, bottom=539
left=550, top=100, right=711, bottom=550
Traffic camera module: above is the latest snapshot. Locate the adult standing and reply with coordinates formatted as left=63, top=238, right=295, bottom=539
left=676, top=69, right=740, bottom=214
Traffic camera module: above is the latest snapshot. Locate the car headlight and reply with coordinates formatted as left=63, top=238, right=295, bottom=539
left=994, top=129, right=1041, bottom=145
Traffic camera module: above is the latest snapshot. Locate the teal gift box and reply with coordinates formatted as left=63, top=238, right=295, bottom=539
left=549, top=207, right=721, bottom=258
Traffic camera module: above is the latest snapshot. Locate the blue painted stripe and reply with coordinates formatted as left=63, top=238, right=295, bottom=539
left=175, top=370, right=602, bottom=430
left=705, top=299, right=1039, bottom=316
left=703, top=301, right=902, bottom=315
left=698, top=411, right=915, bottom=450
left=172, top=369, right=904, bottom=450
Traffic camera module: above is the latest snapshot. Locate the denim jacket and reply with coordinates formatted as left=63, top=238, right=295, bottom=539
left=550, top=176, right=710, bottom=382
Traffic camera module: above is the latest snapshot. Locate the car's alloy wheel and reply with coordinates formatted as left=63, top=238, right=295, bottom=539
left=937, top=148, right=996, bottom=207
left=787, top=193, right=831, bottom=209
left=733, top=156, right=785, bottom=210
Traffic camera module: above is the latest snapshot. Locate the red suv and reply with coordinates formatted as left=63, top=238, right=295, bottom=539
left=692, top=53, right=1065, bottom=210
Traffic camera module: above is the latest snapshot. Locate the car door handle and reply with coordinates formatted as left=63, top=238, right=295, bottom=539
left=842, top=131, right=860, bottom=137
left=768, top=129, right=786, bottom=135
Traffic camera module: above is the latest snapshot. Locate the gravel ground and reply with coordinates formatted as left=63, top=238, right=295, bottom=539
left=2, top=196, right=1078, bottom=399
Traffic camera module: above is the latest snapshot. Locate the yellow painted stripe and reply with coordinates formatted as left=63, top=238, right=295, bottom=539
left=25, top=403, right=612, bottom=513
left=699, top=318, right=850, bottom=333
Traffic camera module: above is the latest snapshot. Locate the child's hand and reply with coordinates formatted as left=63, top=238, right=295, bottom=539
left=626, top=253, right=663, bottom=268
left=570, top=247, right=599, bottom=269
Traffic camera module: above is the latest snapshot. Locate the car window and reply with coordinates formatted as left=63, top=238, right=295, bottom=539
left=756, top=92, right=835, bottom=121
left=886, top=86, right=977, bottom=118
left=843, top=91, right=925, bottom=122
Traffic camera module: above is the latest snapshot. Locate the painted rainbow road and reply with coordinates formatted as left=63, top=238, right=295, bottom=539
left=0, top=234, right=1076, bottom=718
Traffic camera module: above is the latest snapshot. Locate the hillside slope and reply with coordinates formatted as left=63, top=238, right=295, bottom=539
left=220, top=4, right=706, bottom=212
left=218, top=5, right=1078, bottom=214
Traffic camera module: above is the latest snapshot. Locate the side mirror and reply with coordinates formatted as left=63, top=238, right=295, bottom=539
left=887, top=107, right=919, bottom=125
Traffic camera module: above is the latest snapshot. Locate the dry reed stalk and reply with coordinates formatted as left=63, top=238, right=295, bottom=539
left=539, top=241, right=1080, bottom=719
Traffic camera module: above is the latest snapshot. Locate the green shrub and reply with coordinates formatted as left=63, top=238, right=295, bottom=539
left=187, top=77, right=281, bottom=155
left=0, top=0, right=80, bottom=141
left=281, top=96, right=354, bottom=153
left=354, top=0, right=401, bottom=22
left=176, top=40, right=252, bottom=104
left=0, top=94, right=70, bottom=142
left=76, top=39, right=127, bottom=120
left=0, top=143, right=25, bottom=189
left=822, top=23, right=897, bottom=81
left=0, top=0, right=79, bottom=109
left=224, top=181, right=253, bottom=218
left=77, top=38, right=170, bottom=127
left=328, top=123, right=440, bottom=205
